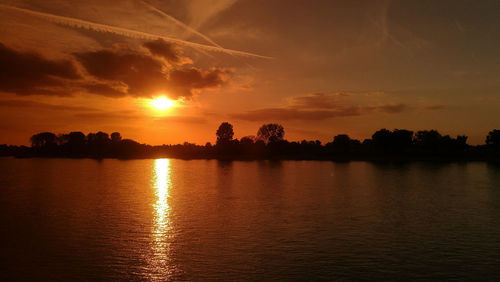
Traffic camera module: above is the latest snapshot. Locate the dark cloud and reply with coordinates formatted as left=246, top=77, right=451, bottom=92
left=370, top=103, right=408, bottom=113
left=168, top=67, right=230, bottom=97
left=0, top=41, right=229, bottom=99
left=82, top=83, right=127, bottom=98
left=0, top=99, right=95, bottom=111
left=231, top=93, right=411, bottom=121
left=143, top=39, right=191, bottom=65
left=231, top=107, right=361, bottom=121
left=0, top=43, right=80, bottom=96
left=289, top=92, right=346, bottom=109
left=74, top=45, right=230, bottom=98
left=74, top=49, right=169, bottom=97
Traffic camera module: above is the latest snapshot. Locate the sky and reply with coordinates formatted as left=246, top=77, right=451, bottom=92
left=0, top=0, right=499, bottom=145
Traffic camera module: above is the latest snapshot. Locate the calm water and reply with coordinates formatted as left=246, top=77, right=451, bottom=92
left=1, top=158, right=499, bottom=281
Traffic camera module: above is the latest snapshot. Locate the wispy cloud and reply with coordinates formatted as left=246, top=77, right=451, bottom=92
left=0, top=99, right=95, bottom=111
left=0, top=41, right=231, bottom=98
left=231, top=107, right=360, bottom=121
left=230, top=92, right=411, bottom=121
left=140, top=0, right=223, bottom=49
left=0, top=3, right=271, bottom=59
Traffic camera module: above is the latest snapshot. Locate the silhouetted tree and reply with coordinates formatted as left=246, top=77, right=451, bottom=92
left=3, top=125, right=490, bottom=160
left=85, top=131, right=111, bottom=157
left=441, top=135, right=468, bottom=152
left=67, top=132, right=86, bottom=145
left=30, top=132, right=57, bottom=148
left=87, top=133, right=97, bottom=144
left=415, top=130, right=442, bottom=151
left=371, top=129, right=393, bottom=150
left=216, top=122, right=234, bottom=144
left=332, top=134, right=351, bottom=146
left=327, top=134, right=360, bottom=153
left=240, top=136, right=255, bottom=145
left=56, top=134, right=66, bottom=146
left=60, top=131, right=86, bottom=155
left=257, top=123, right=284, bottom=143
left=111, top=132, right=122, bottom=143
left=392, top=129, right=414, bottom=151
left=456, top=135, right=468, bottom=148
left=486, top=130, right=500, bottom=147
left=95, top=131, right=110, bottom=143
left=252, top=139, right=267, bottom=158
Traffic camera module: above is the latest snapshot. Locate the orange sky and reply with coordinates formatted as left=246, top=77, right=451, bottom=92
left=0, top=0, right=499, bottom=145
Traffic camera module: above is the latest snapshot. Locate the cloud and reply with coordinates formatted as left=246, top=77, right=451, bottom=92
left=168, top=67, right=231, bottom=97
left=139, top=0, right=224, bottom=48
left=75, top=46, right=230, bottom=98
left=75, top=48, right=169, bottom=97
left=0, top=99, right=95, bottom=111
left=231, top=107, right=360, bottom=121
left=0, top=41, right=230, bottom=99
left=368, top=103, right=408, bottom=113
left=231, top=92, right=411, bottom=121
left=0, top=42, right=80, bottom=96
left=82, top=82, right=128, bottom=98
left=288, top=92, right=348, bottom=109
left=185, top=0, right=238, bottom=30
left=0, top=3, right=271, bottom=59
left=143, top=39, right=192, bottom=65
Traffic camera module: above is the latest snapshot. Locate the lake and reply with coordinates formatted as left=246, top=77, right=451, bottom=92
left=1, top=158, right=499, bottom=281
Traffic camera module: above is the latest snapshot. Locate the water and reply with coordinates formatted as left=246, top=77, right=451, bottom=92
left=0, top=158, right=499, bottom=281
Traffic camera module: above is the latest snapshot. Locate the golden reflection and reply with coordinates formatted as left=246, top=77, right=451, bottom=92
left=150, top=158, right=174, bottom=277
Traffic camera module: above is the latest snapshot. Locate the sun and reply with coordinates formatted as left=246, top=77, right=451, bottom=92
left=149, top=97, right=175, bottom=110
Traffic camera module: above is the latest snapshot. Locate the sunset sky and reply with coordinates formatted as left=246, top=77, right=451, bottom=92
left=0, top=0, right=499, bottom=145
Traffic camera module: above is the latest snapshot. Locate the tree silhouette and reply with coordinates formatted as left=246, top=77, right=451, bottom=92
left=30, top=132, right=57, bottom=148
left=96, top=131, right=110, bottom=142
left=415, top=130, right=443, bottom=151
left=327, top=134, right=360, bottom=153
left=371, top=129, right=393, bottom=150
left=87, top=133, right=97, bottom=144
left=486, top=130, right=500, bottom=147
left=257, top=123, right=284, bottom=143
left=216, top=122, right=234, bottom=144
left=67, top=131, right=86, bottom=145
left=392, top=129, right=414, bottom=151
left=6, top=124, right=500, bottom=161
left=240, top=136, right=255, bottom=145
left=111, top=132, right=122, bottom=143
left=61, top=131, right=86, bottom=154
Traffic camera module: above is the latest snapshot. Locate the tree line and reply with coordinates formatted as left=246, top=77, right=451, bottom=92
left=1, top=122, right=500, bottom=161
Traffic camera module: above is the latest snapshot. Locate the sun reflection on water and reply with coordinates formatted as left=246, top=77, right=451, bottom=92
left=149, top=158, right=175, bottom=278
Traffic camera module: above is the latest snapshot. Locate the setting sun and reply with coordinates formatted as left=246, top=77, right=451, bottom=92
left=150, top=97, right=175, bottom=110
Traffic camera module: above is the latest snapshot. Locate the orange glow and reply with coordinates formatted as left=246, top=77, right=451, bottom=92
left=149, top=158, right=174, bottom=276
left=149, top=97, right=175, bottom=111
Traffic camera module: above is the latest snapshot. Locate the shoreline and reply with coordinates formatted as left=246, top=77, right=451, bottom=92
left=4, top=154, right=499, bottom=163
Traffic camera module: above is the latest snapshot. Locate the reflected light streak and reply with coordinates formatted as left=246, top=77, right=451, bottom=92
left=149, top=158, right=175, bottom=278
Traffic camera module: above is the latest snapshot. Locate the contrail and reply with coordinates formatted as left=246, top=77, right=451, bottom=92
left=139, top=0, right=224, bottom=49
left=0, top=4, right=272, bottom=59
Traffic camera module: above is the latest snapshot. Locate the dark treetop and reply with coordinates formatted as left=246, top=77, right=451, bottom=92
left=1, top=124, right=500, bottom=161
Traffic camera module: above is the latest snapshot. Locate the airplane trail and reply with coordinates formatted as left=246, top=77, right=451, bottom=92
left=139, top=0, right=224, bottom=49
left=0, top=4, right=272, bottom=59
